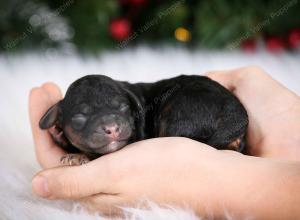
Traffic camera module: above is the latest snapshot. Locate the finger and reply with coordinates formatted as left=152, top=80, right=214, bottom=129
left=41, top=82, right=63, bottom=103
left=32, top=156, right=118, bottom=200
left=29, top=87, right=65, bottom=169
left=204, top=69, right=237, bottom=91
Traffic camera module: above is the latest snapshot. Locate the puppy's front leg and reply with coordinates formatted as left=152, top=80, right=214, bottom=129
left=60, top=154, right=90, bottom=166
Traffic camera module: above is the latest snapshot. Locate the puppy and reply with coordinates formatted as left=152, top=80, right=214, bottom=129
left=40, top=75, right=248, bottom=165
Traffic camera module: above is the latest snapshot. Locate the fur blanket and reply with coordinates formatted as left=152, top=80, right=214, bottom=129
left=0, top=47, right=299, bottom=220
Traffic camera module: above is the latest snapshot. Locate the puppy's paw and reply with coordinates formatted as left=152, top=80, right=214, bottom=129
left=60, top=154, right=90, bottom=166
left=227, top=136, right=246, bottom=153
left=228, top=138, right=241, bottom=150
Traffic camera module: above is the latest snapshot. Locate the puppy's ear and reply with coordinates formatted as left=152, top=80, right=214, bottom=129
left=39, top=101, right=61, bottom=129
left=123, top=88, right=143, bottom=113
left=122, top=87, right=145, bottom=139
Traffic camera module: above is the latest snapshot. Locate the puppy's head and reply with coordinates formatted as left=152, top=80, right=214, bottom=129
left=39, top=75, right=141, bottom=155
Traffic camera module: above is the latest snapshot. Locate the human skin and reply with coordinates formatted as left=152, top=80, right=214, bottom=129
left=206, top=66, right=300, bottom=160
left=29, top=66, right=300, bottom=219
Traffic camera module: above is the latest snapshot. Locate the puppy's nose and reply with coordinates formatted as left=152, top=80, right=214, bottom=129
left=103, top=124, right=120, bottom=139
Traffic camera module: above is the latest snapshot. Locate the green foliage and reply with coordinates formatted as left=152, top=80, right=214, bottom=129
left=1, top=0, right=299, bottom=52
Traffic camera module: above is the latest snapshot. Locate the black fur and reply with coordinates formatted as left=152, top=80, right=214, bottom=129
left=40, top=75, right=248, bottom=158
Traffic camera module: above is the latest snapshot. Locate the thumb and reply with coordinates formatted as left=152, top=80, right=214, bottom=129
left=32, top=158, right=115, bottom=200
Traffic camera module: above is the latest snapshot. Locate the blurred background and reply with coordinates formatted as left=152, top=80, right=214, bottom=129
left=1, top=0, right=300, bottom=53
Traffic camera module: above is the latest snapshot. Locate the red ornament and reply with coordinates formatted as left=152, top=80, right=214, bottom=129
left=265, top=36, right=285, bottom=53
left=109, top=18, right=132, bottom=41
left=241, top=39, right=256, bottom=52
left=288, top=28, right=300, bottom=49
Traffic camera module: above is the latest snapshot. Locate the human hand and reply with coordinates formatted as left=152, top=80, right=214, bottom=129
left=206, top=66, right=300, bottom=160
left=31, top=137, right=232, bottom=216
left=28, top=85, right=227, bottom=216
left=30, top=134, right=300, bottom=219
left=30, top=132, right=300, bottom=220
left=29, top=83, right=67, bottom=168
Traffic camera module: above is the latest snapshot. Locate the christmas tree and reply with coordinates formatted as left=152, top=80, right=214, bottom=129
left=1, top=0, right=300, bottom=53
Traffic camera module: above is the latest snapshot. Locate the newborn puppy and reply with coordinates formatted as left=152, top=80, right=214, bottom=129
left=40, top=75, right=145, bottom=165
left=40, top=75, right=248, bottom=165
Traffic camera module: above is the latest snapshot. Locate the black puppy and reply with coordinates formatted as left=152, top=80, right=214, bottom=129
left=40, top=75, right=248, bottom=165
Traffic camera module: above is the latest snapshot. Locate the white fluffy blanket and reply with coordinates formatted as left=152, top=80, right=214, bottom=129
left=0, top=47, right=299, bottom=220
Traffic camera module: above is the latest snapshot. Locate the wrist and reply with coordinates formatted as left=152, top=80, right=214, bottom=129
left=212, top=156, right=300, bottom=219
left=182, top=147, right=300, bottom=219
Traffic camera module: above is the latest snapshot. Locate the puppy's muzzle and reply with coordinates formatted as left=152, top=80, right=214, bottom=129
left=92, top=114, right=132, bottom=141
left=101, top=123, right=121, bottom=139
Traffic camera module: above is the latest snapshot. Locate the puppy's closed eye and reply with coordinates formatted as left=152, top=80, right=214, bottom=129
left=71, top=114, right=87, bottom=130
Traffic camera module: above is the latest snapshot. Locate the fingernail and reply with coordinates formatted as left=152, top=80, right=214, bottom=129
left=32, top=175, right=50, bottom=197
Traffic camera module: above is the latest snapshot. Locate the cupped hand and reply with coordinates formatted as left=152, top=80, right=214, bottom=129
left=31, top=137, right=233, bottom=216
left=29, top=83, right=66, bottom=168
left=29, top=84, right=228, bottom=215
left=206, top=66, right=300, bottom=160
